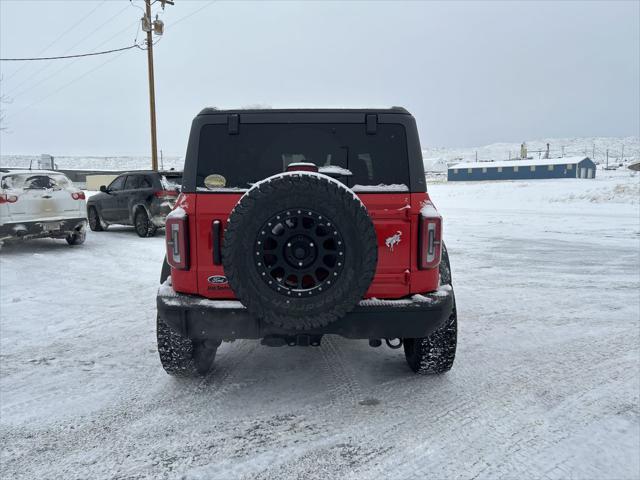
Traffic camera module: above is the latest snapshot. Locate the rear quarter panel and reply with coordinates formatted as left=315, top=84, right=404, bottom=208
left=170, top=191, right=440, bottom=299
left=358, top=194, right=412, bottom=298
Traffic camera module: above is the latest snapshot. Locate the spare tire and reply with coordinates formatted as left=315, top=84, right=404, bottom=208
left=222, top=172, right=377, bottom=330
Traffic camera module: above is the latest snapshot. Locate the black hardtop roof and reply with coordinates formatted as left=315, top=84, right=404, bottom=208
left=182, top=105, right=426, bottom=193
left=197, top=106, right=411, bottom=116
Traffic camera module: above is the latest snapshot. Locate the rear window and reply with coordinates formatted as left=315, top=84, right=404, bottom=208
left=1, top=173, right=71, bottom=190
left=196, top=123, right=409, bottom=190
left=161, top=174, right=182, bottom=191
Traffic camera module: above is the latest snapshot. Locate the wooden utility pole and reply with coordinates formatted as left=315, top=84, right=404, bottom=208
left=145, top=0, right=158, bottom=171
left=143, top=0, right=172, bottom=171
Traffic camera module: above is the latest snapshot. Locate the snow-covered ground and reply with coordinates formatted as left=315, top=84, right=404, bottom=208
left=1, top=170, right=639, bottom=479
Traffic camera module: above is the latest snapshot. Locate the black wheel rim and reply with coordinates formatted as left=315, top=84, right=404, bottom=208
left=136, top=212, right=147, bottom=234
left=254, top=209, right=345, bottom=298
left=89, top=209, right=98, bottom=229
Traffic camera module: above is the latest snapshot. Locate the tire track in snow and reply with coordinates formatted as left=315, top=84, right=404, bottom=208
left=0, top=340, right=261, bottom=480
left=351, top=332, right=639, bottom=480
left=318, top=335, right=364, bottom=407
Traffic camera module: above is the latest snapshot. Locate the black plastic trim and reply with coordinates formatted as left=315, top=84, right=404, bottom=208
left=0, top=218, right=86, bottom=240
left=212, top=220, right=221, bottom=265
left=157, top=287, right=453, bottom=340
left=228, top=114, right=239, bottom=134
left=366, top=114, right=377, bottom=134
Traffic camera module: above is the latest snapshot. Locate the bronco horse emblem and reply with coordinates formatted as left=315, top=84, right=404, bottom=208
left=385, top=230, right=402, bottom=251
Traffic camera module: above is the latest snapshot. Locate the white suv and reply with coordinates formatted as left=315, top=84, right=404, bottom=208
left=0, top=170, right=87, bottom=245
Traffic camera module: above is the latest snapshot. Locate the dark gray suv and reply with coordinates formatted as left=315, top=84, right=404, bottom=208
left=86, top=170, right=182, bottom=237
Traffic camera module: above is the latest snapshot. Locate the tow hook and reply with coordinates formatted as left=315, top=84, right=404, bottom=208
left=385, top=338, right=403, bottom=349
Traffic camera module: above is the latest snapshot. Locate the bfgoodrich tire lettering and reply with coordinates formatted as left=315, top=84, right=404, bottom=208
left=222, top=173, right=378, bottom=330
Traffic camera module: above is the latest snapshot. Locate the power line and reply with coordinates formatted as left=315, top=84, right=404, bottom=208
left=7, top=19, right=140, bottom=100
left=3, top=3, right=132, bottom=98
left=1, top=45, right=140, bottom=62
left=5, top=48, right=134, bottom=123
left=169, top=0, right=216, bottom=29
left=2, top=0, right=108, bottom=82
left=52, top=3, right=132, bottom=58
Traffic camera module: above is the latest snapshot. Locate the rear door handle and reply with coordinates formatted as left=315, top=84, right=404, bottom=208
left=212, top=220, right=222, bottom=265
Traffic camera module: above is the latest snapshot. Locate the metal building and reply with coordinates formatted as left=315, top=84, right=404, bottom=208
left=448, top=156, right=597, bottom=182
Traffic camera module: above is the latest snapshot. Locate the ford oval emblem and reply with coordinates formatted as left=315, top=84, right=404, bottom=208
left=208, top=275, right=228, bottom=285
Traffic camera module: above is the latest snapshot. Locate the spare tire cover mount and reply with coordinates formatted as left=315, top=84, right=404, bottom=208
left=222, top=172, right=378, bottom=330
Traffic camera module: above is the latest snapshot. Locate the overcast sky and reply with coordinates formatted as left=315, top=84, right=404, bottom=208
left=0, top=0, right=638, bottom=156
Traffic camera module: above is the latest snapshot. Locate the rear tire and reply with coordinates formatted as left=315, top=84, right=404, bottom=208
left=88, top=207, right=105, bottom=232
left=403, top=243, right=457, bottom=374
left=65, top=229, right=86, bottom=245
left=134, top=208, right=157, bottom=238
left=157, top=315, right=217, bottom=377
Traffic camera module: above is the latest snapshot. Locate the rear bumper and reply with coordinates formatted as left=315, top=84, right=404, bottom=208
left=157, top=281, right=454, bottom=340
left=0, top=217, right=86, bottom=241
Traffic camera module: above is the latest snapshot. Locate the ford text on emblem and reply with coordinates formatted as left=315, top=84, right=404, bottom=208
left=208, top=275, right=228, bottom=284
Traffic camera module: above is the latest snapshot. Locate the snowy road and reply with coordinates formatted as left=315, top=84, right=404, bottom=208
left=1, top=172, right=639, bottom=479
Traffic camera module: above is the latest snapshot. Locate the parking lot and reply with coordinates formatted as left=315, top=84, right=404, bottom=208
left=1, top=172, right=639, bottom=479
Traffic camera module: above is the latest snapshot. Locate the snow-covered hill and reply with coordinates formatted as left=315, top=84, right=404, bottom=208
left=0, top=155, right=184, bottom=172
left=1, top=136, right=638, bottom=175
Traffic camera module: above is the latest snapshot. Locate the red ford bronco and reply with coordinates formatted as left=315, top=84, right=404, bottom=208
left=157, top=108, right=457, bottom=377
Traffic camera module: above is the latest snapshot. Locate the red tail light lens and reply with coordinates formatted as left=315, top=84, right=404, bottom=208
left=155, top=190, right=179, bottom=199
left=71, top=192, right=86, bottom=200
left=166, top=212, right=189, bottom=270
left=0, top=194, right=18, bottom=204
left=419, top=204, right=442, bottom=270
left=286, top=162, right=318, bottom=172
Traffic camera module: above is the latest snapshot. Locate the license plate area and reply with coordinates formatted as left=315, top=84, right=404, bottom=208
left=42, top=221, right=62, bottom=232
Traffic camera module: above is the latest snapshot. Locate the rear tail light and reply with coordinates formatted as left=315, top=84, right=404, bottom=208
left=71, top=192, right=86, bottom=200
left=419, top=203, right=442, bottom=270
left=0, top=194, right=18, bottom=204
left=166, top=212, right=189, bottom=270
left=286, top=162, right=318, bottom=173
left=155, top=190, right=179, bottom=199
